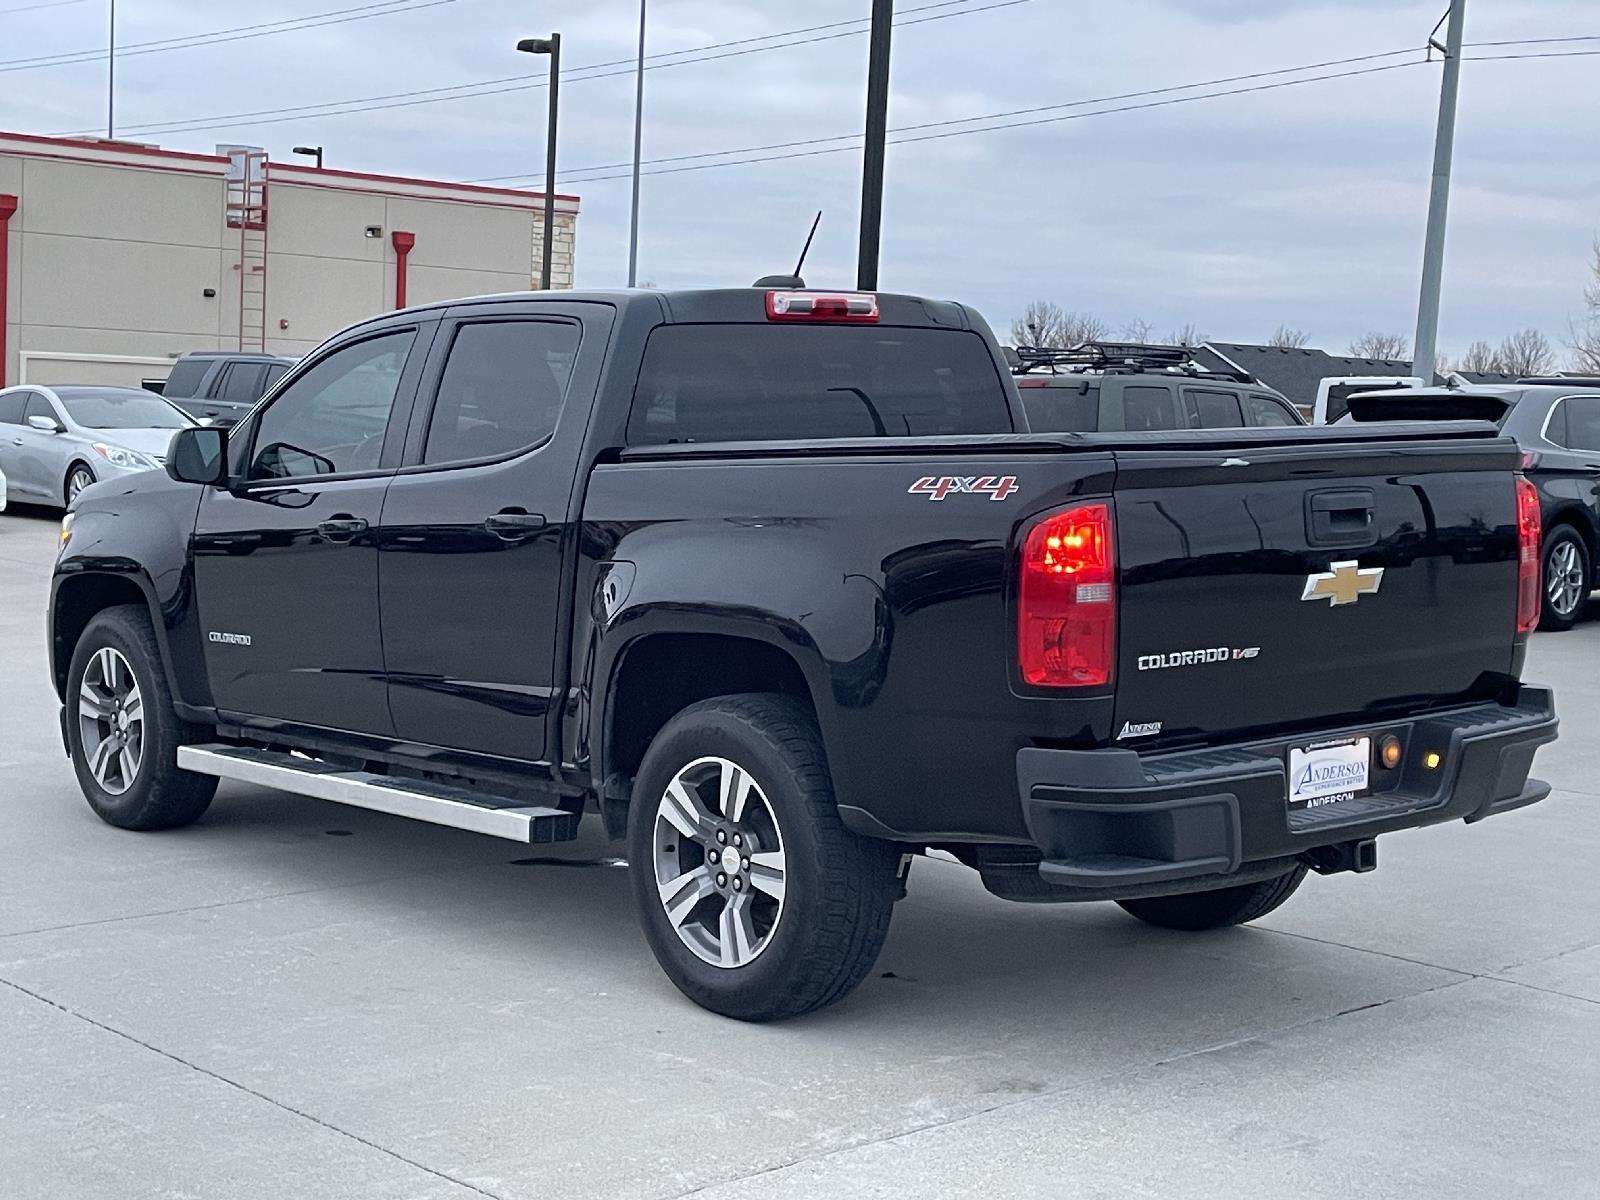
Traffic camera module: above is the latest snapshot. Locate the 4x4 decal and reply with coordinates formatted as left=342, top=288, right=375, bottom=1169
left=908, top=475, right=1018, bottom=501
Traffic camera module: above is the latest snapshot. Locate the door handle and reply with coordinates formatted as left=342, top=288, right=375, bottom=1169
left=316, top=515, right=369, bottom=543
left=484, top=509, right=547, bottom=541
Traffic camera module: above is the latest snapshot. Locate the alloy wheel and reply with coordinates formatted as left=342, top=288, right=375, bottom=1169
left=1546, top=539, right=1585, bottom=618
left=67, top=468, right=94, bottom=503
left=652, top=756, right=787, bottom=969
left=77, top=647, right=144, bottom=795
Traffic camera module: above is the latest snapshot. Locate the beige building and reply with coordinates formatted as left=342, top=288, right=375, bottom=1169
left=0, top=130, right=579, bottom=387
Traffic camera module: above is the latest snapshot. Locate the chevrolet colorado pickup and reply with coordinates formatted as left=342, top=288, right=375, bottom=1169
left=50, top=287, right=1558, bottom=1021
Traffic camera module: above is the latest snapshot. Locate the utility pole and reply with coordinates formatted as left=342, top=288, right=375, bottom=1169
left=1412, top=0, right=1466, bottom=384
left=516, top=34, right=562, bottom=290
left=856, top=0, right=892, bottom=291
left=627, top=0, right=646, bottom=287
left=106, top=0, right=116, bottom=140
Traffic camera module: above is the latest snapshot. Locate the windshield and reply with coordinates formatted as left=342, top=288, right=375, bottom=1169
left=59, top=392, right=195, bottom=429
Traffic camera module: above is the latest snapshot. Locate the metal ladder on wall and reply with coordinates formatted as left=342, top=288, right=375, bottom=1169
left=227, top=150, right=269, bottom=353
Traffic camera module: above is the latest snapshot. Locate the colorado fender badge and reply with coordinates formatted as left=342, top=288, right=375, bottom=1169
left=908, top=475, right=1018, bottom=501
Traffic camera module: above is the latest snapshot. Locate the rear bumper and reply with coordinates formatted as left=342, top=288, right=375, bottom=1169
left=1016, top=687, right=1558, bottom=895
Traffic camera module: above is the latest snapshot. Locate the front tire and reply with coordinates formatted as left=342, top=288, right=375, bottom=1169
left=1116, top=865, right=1306, bottom=931
left=627, top=694, right=901, bottom=1021
left=64, top=463, right=96, bottom=506
left=1538, top=526, right=1590, bottom=632
left=66, top=605, right=217, bottom=830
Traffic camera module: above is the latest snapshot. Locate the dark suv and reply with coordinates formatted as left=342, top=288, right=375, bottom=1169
left=1343, top=383, right=1600, bottom=630
left=157, top=351, right=297, bottom=426
left=1011, top=342, right=1304, bottom=433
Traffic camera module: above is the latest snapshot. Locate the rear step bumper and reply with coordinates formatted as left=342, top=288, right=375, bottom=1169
left=1016, top=687, right=1558, bottom=895
left=176, top=744, right=579, bottom=844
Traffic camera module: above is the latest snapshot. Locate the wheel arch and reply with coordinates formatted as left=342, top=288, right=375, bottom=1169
left=62, top=458, right=96, bottom=504
left=51, top=571, right=173, bottom=701
left=596, top=627, right=824, bottom=839
left=1544, top=505, right=1598, bottom=560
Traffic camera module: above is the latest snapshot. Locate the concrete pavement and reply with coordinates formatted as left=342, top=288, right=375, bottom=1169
left=1, top=503, right=1595, bottom=1199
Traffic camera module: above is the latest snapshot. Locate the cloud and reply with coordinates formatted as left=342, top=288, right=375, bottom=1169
left=1, top=0, right=1593, bottom=357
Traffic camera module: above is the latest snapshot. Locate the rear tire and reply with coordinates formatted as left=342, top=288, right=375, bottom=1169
left=627, top=694, right=901, bottom=1021
left=1538, top=526, right=1590, bottom=632
left=1116, top=865, right=1306, bottom=931
left=66, top=605, right=217, bottom=830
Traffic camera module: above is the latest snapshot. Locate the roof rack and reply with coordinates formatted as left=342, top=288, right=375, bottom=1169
left=1011, top=340, right=1253, bottom=384
left=1517, top=375, right=1600, bottom=388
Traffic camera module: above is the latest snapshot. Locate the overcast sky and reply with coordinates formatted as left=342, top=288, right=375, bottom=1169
left=3, top=0, right=1596, bottom=358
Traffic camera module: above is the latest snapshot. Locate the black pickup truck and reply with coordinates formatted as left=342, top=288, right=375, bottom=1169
left=49, top=287, right=1558, bottom=1021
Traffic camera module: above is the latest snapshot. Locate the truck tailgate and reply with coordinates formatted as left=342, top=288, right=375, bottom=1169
left=1108, top=430, right=1522, bottom=746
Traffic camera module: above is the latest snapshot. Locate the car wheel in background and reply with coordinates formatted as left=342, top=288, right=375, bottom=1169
left=1539, top=526, right=1590, bottom=632
left=627, top=694, right=901, bottom=1021
left=66, top=604, right=218, bottom=830
left=64, top=463, right=96, bottom=506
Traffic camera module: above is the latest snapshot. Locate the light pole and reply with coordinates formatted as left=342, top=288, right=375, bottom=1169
left=1412, top=0, right=1467, bottom=384
left=292, top=145, right=325, bottom=170
left=517, top=33, right=561, bottom=291
left=857, top=0, right=892, bottom=291
left=627, top=0, right=646, bottom=287
left=106, top=0, right=116, bottom=139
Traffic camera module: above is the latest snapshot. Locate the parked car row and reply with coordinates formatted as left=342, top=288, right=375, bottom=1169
left=1339, top=381, right=1600, bottom=630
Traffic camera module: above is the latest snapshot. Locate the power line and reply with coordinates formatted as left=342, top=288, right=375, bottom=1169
left=1463, top=34, right=1599, bottom=47
left=0, top=0, right=458, bottom=74
left=482, top=46, right=1426, bottom=184
left=551, top=59, right=1430, bottom=187
left=1466, top=48, right=1600, bottom=60
left=0, top=0, right=86, bottom=16
left=57, top=0, right=1028, bottom=137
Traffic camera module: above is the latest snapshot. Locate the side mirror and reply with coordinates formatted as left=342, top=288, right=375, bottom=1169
left=166, top=426, right=229, bottom=486
left=26, top=414, right=64, bottom=433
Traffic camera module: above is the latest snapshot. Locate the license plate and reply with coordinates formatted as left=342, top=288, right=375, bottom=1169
left=1286, top=736, right=1370, bottom=810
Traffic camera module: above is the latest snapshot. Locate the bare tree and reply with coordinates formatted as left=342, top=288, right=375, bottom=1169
left=1121, top=317, right=1156, bottom=342
left=1009, top=300, right=1110, bottom=348
left=1496, top=328, right=1556, bottom=377
left=1455, top=340, right=1501, bottom=374
left=1267, top=325, right=1310, bottom=349
left=1166, top=322, right=1208, bottom=347
left=1570, top=239, right=1600, bottom=373
left=1349, top=332, right=1410, bottom=361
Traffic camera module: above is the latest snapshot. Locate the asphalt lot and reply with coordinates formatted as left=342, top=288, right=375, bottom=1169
left=1, top=502, right=1595, bottom=1200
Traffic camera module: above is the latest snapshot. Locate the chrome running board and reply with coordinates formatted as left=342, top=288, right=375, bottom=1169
left=176, top=744, right=579, bottom=844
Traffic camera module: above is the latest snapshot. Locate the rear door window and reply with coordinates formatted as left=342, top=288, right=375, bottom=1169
left=628, top=325, right=1012, bottom=444
left=1019, top=382, right=1100, bottom=432
left=1562, top=395, right=1600, bottom=452
left=161, top=359, right=209, bottom=398
left=1121, top=384, right=1180, bottom=431
left=422, top=319, right=579, bottom=465
left=218, top=363, right=267, bottom=404
left=1184, top=388, right=1245, bottom=428
left=1247, top=394, right=1300, bottom=426
left=0, top=391, right=27, bottom=424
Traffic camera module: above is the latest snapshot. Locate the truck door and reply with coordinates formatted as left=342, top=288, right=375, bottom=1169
left=377, top=303, right=608, bottom=762
left=192, top=323, right=430, bottom=734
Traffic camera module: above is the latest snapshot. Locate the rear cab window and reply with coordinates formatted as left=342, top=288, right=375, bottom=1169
left=627, top=325, right=1013, bottom=444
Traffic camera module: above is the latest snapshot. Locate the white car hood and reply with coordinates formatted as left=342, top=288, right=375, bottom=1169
left=91, top=427, right=184, bottom=459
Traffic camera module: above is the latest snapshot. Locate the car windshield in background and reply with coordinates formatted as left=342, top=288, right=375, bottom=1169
left=628, top=325, right=1013, bottom=444
left=58, top=390, right=194, bottom=429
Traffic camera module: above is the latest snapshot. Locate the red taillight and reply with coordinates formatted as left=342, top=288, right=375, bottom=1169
left=1016, top=379, right=1050, bottom=389
left=1516, top=476, right=1541, bottom=634
left=1018, top=502, right=1116, bottom=687
left=765, top=290, right=879, bottom=323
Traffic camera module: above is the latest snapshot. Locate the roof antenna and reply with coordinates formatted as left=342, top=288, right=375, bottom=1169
left=753, top=210, right=821, bottom=289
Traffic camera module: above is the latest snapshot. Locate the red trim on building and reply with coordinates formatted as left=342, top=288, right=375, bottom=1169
left=269, top=160, right=577, bottom=203
left=0, top=130, right=229, bottom=164
left=391, top=230, right=415, bottom=310
left=0, top=193, right=15, bottom=388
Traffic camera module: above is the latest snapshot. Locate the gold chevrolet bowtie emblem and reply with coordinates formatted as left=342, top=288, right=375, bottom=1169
left=1301, top=560, right=1384, bottom=606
